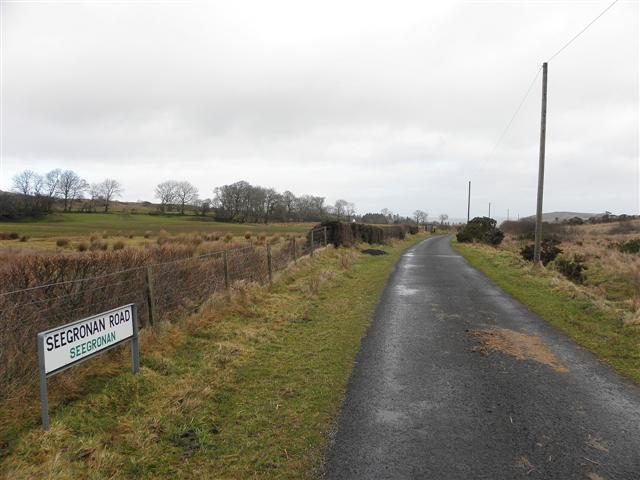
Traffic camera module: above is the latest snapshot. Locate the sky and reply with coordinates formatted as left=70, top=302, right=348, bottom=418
left=1, top=0, right=638, bottom=220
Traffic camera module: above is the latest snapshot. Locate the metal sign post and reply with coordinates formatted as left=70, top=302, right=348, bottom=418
left=37, top=303, right=140, bottom=430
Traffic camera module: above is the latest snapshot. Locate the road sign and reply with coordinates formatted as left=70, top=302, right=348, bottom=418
left=37, top=304, right=140, bottom=429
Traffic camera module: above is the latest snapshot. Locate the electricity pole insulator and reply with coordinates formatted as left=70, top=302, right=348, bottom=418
left=533, top=62, right=548, bottom=264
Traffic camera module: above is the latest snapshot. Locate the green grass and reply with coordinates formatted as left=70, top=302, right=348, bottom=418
left=453, top=241, right=640, bottom=384
left=0, top=212, right=311, bottom=237
left=1, top=234, right=426, bottom=479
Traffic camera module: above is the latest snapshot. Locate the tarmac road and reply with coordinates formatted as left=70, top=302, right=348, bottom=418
left=324, top=235, right=640, bottom=479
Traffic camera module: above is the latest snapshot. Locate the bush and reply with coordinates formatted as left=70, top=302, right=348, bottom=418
left=113, top=240, right=126, bottom=250
left=19, top=235, right=28, bottom=242
left=144, top=231, right=152, bottom=239
left=77, top=242, right=88, bottom=252
left=8, top=232, right=20, bottom=240
left=244, top=231, right=252, bottom=240
left=556, top=255, right=587, bottom=284
left=56, top=238, right=70, bottom=247
left=224, top=233, right=233, bottom=243
left=456, top=217, right=504, bottom=245
left=520, top=239, right=562, bottom=266
left=617, top=238, right=640, bottom=254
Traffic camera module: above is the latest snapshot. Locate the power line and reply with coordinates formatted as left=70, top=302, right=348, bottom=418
left=547, top=0, right=620, bottom=63
left=488, top=66, right=542, bottom=158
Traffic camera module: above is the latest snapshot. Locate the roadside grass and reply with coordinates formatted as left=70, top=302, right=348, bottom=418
left=0, top=234, right=426, bottom=479
left=453, top=241, right=640, bottom=384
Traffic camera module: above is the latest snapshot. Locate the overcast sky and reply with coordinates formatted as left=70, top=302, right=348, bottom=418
left=1, top=0, right=638, bottom=220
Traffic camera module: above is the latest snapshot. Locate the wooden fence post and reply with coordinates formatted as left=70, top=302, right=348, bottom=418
left=144, top=265, right=157, bottom=329
left=223, top=250, right=229, bottom=290
left=267, top=244, right=273, bottom=283
left=292, top=237, right=297, bottom=263
left=310, top=232, right=315, bottom=257
left=323, top=226, right=327, bottom=247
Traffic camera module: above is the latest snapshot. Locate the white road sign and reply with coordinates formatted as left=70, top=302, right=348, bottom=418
left=38, top=304, right=135, bottom=375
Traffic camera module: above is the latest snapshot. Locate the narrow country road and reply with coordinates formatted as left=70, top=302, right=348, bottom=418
left=324, top=235, right=640, bottom=479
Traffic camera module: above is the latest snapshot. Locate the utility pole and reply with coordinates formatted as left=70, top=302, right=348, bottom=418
left=488, top=202, right=491, bottom=219
left=467, top=181, right=471, bottom=223
left=533, top=62, right=548, bottom=264
left=507, top=209, right=510, bottom=221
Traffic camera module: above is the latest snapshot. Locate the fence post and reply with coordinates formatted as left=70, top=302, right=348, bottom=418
left=144, top=266, right=157, bottom=329
left=310, top=231, right=315, bottom=257
left=267, top=244, right=273, bottom=283
left=323, top=226, right=327, bottom=247
left=292, top=237, right=297, bottom=263
left=223, top=250, right=230, bottom=290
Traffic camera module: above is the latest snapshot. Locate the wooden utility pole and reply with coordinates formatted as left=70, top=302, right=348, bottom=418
left=533, top=62, right=548, bottom=264
left=467, top=181, right=471, bottom=223
left=488, top=202, right=491, bottom=219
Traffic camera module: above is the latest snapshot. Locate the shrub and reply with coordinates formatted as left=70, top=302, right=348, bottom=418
left=556, top=255, right=587, bottom=284
left=90, top=240, right=108, bottom=251
left=8, top=232, right=20, bottom=240
left=113, top=240, right=126, bottom=250
left=19, top=235, right=29, bottom=242
left=520, top=239, right=562, bottom=266
left=144, top=231, right=152, bottom=239
left=456, top=217, right=504, bottom=245
left=56, top=238, right=70, bottom=247
left=224, top=233, right=233, bottom=243
left=90, top=232, right=100, bottom=242
left=617, top=238, right=640, bottom=254
left=77, top=242, right=88, bottom=252
left=244, top=231, right=252, bottom=240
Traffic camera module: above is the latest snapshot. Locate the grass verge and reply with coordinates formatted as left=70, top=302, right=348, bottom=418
left=453, top=241, right=640, bottom=384
left=1, top=234, right=426, bottom=479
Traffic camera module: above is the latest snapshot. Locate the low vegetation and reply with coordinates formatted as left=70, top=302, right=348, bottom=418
left=456, top=216, right=504, bottom=245
left=0, top=234, right=426, bottom=478
left=453, top=218, right=640, bottom=383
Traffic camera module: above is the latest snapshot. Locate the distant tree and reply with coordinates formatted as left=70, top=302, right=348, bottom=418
left=413, top=210, right=428, bottom=226
left=262, top=188, right=281, bottom=224
left=155, top=180, right=178, bottom=212
left=196, top=198, right=212, bottom=217
left=12, top=170, right=38, bottom=197
left=174, top=181, right=198, bottom=215
left=282, top=190, right=296, bottom=220
left=346, top=202, right=356, bottom=222
left=87, top=183, right=102, bottom=212
left=41, top=169, right=62, bottom=212
left=59, top=170, right=88, bottom=211
left=99, top=179, right=122, bottom=213
left=334, top=199, right=348, bottom=220
left=439, top=213, right=449, bottom=225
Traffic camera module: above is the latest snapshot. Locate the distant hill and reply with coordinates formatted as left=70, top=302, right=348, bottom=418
left=521, top=212, right=603, bottom=223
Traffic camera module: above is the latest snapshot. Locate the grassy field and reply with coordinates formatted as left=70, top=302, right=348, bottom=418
left=0, top=234, right=426, bottom=478
left=453, top=237, right=640, bottom=384
left=0, top=213, right=312, bottom=251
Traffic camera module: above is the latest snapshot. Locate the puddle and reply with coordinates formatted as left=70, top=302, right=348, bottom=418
left=470, top=328, right=568, bottom=373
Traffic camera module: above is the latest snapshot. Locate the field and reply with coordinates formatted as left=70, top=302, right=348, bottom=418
left=0, top=234, right=427, bottom=478
left=453, top=219, right=640, bottom=383
left=0, top=212, right=312, bottom=251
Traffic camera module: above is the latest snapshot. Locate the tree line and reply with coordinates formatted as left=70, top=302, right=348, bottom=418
left=3, top=169, right=441, bottom=225
left=2, top=169, right=122, bottom=218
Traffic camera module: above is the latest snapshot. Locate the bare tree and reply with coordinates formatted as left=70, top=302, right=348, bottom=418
left=59, top=170, right=88, bottom=212
left=155, top=180, right=178, bottom=212
left=439, top=213, right=449, bottom=225
left=413, top=210, right=428, bottom=226
left=87, top=183, right=102, bottom=212
left=334, top=199, right=348, bottom=220
left=282, top=190, right=296, bottom=220
left=174, top=181, right=198, bottom=215
left=42, top=169, right=62, bottom=212
left=12, top=170, right=38, bottom=196
left=262, top=188, right=281, bottom=224
left=99, top=179, right=122, bottom=213
left=346, top=202, right=356, bottom=222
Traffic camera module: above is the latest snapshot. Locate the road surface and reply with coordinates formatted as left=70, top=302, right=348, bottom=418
left=324, top=235, right=640, bottom=479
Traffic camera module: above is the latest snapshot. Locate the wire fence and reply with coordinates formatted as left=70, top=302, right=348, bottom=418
left=0, top=227, right=328, bottom=405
